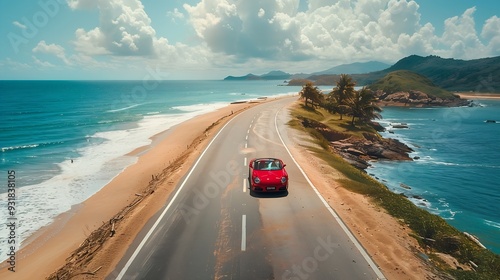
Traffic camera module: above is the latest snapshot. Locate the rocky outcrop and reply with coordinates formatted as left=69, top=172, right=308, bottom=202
left=300, top=117, right=413, bottom=170
left=374, top=90, right=472, bottom=107
left=331, top=135, right=413, bottom=170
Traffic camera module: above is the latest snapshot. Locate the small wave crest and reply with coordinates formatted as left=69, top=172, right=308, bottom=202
left=430, top=161, right=500, bottom=169
left=484, top=219, right=500, bottom=229
left=1, top=141, right=65, bottom=152
left=106, top=103, right=143, bottom=113
left=1, top=144, right=39, bottom=152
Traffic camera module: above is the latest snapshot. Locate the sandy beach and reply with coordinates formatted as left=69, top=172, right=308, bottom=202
left=1, top=96, right=443, bottom=279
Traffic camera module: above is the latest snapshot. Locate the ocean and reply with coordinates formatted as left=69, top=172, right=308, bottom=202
left=0, top=80, right=499, bottom=261
left=0, top=80, right=298, bottom=259
left=369, top=100, right=500, bottom=254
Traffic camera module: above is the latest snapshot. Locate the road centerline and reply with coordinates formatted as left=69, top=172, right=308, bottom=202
left=241, top=215, right=247, bottom=251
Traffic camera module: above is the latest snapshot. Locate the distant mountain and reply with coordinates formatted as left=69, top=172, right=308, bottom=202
left=312, top=61, right=390, bottom=75
left=291, top=55, right=500, bottom=92
left=223, top=62, right=389, bottom=81
left=224, top=70, right=292, bottom=81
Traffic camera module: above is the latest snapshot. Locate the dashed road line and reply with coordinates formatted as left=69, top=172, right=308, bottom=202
left=241, top=215, right=247, bottom=251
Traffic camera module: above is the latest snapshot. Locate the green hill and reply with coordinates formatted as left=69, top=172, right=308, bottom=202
left=383, top=55, right=500, bottom=92
left=368, top=70, right=456, bottom=99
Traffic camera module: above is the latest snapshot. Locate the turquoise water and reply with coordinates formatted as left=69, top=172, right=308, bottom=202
left=0, top=80, right=299, bottom=256
left=369, top=100, right=500, bottom=254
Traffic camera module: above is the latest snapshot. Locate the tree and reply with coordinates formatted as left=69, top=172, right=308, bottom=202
left=328, top=74, right=355, bottom=119
left=348, top=87, right=382, bottom=126
left=299, top=82, right=323, bottom=108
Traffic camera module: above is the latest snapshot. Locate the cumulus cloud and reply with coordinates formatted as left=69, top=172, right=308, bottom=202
left=440, top=7, right=484, bottom=58
left=481, top=16, right=500, bottom=55
left=184, top=0, right=304, bottom=60
left=72, top=0, right=158, bottom=56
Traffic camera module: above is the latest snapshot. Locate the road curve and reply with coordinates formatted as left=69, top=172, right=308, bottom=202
left=109, top=97, right=386, bottom=280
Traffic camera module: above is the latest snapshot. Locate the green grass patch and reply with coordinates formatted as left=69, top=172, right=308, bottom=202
left=288, top=101, right=500, bottom=279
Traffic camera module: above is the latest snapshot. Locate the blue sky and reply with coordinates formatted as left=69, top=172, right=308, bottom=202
left=1, top=0, right=499, bottom=80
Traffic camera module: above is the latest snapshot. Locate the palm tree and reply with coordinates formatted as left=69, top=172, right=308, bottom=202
left=348, top=87, right=382, bottom=126
left=299, top=82, right=322, bottom=108
left=328, top=74, right=355, bottom=119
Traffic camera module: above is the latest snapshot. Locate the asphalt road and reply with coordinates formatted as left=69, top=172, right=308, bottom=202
left=110, top=97, right=386, bottom=280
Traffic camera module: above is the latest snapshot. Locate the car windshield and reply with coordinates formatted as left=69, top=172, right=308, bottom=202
left=255, top=159, right=282, bottom=170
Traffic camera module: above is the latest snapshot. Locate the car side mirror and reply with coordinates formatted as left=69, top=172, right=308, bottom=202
left=283, top=164, right=286, bottom=167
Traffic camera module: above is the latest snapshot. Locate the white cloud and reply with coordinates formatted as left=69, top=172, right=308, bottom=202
left=440, top=7, right=484, bottom=58
left=74, top=27, right=110, bottom=55
left=68, top=0, right=224, bottom=77
left=33, top=40, right=65, bottom=55
left=184, top=0, right=304, bottom=59
left=72, top=0, right=157, bottom=56
left=12, top=21, right=27, bottom=29
left=32, top=55, right=56, bottom=67
left=32, top=41, right=72, bottom=65
left=258, top=8, right=265, bottom=18
left=481, top=16, right=500, bottom=55
left=167, top=8, right=185, bottom=23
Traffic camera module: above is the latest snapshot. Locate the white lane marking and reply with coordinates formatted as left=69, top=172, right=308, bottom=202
left=116, top=116, right=237, bottom=279
left=244, top=157, right=247, bottom=167
left=243, top=178, right=247, bottom=193
left=241, top=215, right=247, bottom=251
left=273, top=107, right=387, bottom=280
left=247, top=129, right=250, bottom=134
left=245, top=142, right=247, bottom=149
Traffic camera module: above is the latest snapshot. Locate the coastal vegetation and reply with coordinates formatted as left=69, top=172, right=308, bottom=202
left=299, top=74, right=382, bottom=126
left=300, top=70, right=471, bottom=108
left=289, top=90, right=500, bottom=278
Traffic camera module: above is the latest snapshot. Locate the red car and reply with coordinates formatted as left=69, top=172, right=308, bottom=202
left=248, top=158, right=288, bottom=192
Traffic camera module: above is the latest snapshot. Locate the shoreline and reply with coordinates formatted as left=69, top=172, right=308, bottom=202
left=0, top=99, right=267, bottom=279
